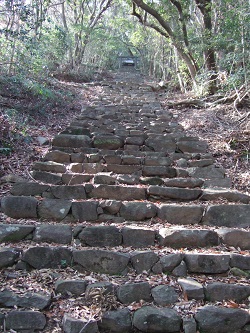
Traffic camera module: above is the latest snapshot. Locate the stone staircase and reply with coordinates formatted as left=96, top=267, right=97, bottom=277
left=0, top=72, right=250, bottom=333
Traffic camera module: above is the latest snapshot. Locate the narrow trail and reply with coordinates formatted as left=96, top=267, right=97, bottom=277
left=0, top=72, right=250, bottom=333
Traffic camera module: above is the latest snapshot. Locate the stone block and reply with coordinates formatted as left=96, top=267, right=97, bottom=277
left=122, top=227, right=155, bottom=247
left=55, top=280, right=87, bottom=296
left=53, top=134, right=92, bottom=148
left=142, top=166, right=176, bottom=177
left=0, top=224, right=34, bottom=242
left=178, top=278, right=204, bottom=300
left=1, top=196, right=38, bottom=218
left=33, top=161, right=66, bottom=173
left=204, top=282, right=250, bottom=302
left=120, top=202, right=157, bottom=221
left=151, top=285, right=179, bottom=305
left=0, top=248, right=21, bottom=268
left=63, top=315, right=98, bottom=333
left=131, top=251, right=158, bottom=273
left=184, top=254, right=230, bottom=273
left=51, top=185, right=86, bottom=199
left=44, top=150, right=71, bottom=163
left=5, top=310, right=46, bottom=331
left=117, top=282, right=152, bottom=304
left=72, top=201, right=99, bottom=221
left=38, top=199, right=71, bottom=220
left=217, top=228, right=250, bottom=250
left=148, top=186, right=202, bottom=200
left=98, top=309, right=132, bottom=333
left=89, top=185, right=146, bottom=201
left=93, top=135, right=124, bottom=149
left=79, top=226, right=122, bottom=247
left=33, top=225, right=72, bottom=244
left=10, top=182, right=50, bottom=196
left=158, top=205, right=204, bottom=225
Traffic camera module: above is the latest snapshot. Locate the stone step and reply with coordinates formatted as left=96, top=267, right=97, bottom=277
left=1, top=223, right=250, bottom=250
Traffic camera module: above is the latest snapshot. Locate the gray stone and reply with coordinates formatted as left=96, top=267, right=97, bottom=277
left=158, top=228, right=219, bottom=248
left=0, top=248, right=21, bottom=268
left=177, top=138, right=208, bottom=153
left=131, top=251, right=158, bottom=273
left=44, top=150, right=71, bottom=163
left=69, top=163, right=83, bottom=173
left=151, top=285, right=179, bottom=305
left=117, top=174, right=139, bottom=185
left=89, top=185, right=146, bottom=201
left=217, top=229, right=250, bottom=250
left=133, top=306, right=181, bottom=333
left=122, top=155, right=142, bottom=165
left=188, top=166, right=225, bottom=179
left=82, top=163, right=106, bottom=173
left=158, top=205, right=204, bottom=225
left=203, top=177, right=232, bottom=188
left=93, top=135, right=124, bottom=149
left=79, top=226, right=122, bottom=247
left=195, top=305, right=250, bottom=333
left=73, top=249, right=130, bottom=274
left=172, top=261, right=187, bottom=277
left=62, top=174, right=93, bottom=185
left=32, top=171, right=62, bottom=184
left=85, top=282, right=115, bottom=297
left=72, top=201, right=99, bottom=221
left=0, top=289, right=51, bottom=310
left=55, top=280, right=87, bottom=296
left=107, top=164, right=141, bottom=174
left=71, top=152, right=86, bottom=163
left=144, top=157, right=171, bottom=166
left=164, top=178, right=204, bottom=188
left=51, top=185, right=86, bottom=199
left=53, top=134, right=92, bottom=148
left=230, top=254, right=250, bottom=270
left=98, top=309, right=132, bottom=333
left=145, top=136, right=176, bottom=152
left=201, top=189, right=250, bottom=203
left=117, top=282, right=152, bottom=304
left=1, top=196, right=38, bottom=218
left=10, top=182, right=50, bottom=196
left=205, top=282, right=250, bottom=302
left=178, top=278, right=204, bottom=300
left=38, top=199, right=71, bottom=220
left=23, top=246, right=72, bottom=269
left=120, top=202, right=157, bottom=221
left=33, top=225, right=72, bottom=244
left=104, top=155, right=122, bottom=164
left=159, top=253, right=184, bottom=273
left=202, top=205, right=250, bottom=228
left=122, top=227, right=155, bottom=247
left=94, top=173, right=116, bottom=185
left=5, top=310, right=46, bottom=331
left=100, top=200, right=122, bottom=214
left=0, top=224, right=34, bottom=242
left=183, top=318, right=197, bottom=333
left=188, top=159, right=214, bottom=167
left=126, top=136, right=145, bottom=145
left=63, top=315, right=98, bottom=333
left=184, top=254, right=230, bottom=273
left=148, top=186, right=202, bottom=200
left=140, top=177, right=164, bottom=185
left=61, top=126, right=91, bottom=136
left=143, top=166, right=176, bottom=177
left=33, top=161, right=66, bottom=173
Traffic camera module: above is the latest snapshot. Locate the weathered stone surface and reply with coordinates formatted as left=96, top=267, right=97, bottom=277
left=203, top=177, right=232, bottom=188
left=144, top=157, right=171, bottom=166
left=178, top=278, right=204, bottom=300
left=100, top=200, right=122, bottom=214
left=53, top=134, right=92, bottom=148
left=5, top=310, right=46, bottom=331
left=79, top=226, right=122, bottom=247
left=133, top=306, right=181, bottom=333
left=188, top=166, right=225, bottom=179
left=230, top=254, right=250, bottom=270
left=172, top=261, right=187, bottom=277
left=143, top=166, right=176, bottom=177
left=195, top=305, right=250, bottom=333
left=1, top=196, right=38, bottom=219
left=158, top=228, right=219, bottom=248
left=159, top=253, right=184, bottom=273
left=151, top=285, right=179, bottom=305
left=33, top=161, right=66, bottom=173
left=0, top=289, right=51, bottom=309
left=126, top=136, right=145, bottom=145
left=122, top=227, right=155, bottom=247
left=85, top=282, right=115, bottom=297
left=63, top=315, right=98, bottom=333
left=120, top=202, right=157, bottom=221
left=0, top=248, right=21, bottom=268
left=183, top=318, right=197, bottom=333
left=44, top=150, right=71, bottom=163
left=69, top=163, right=83, bottom=173
left=0, top=224, right=34, bottom=242
left=33, top=225, right=72, bottom=244
left=71, top=152, right=86, bottom=163
left=177, top=138, right=208, bottom=153
left=145, top=135, right=176, bottom=152
left=98, top=309, right=132, bottom=333
left=104, top=155, right=122, bottom=164
left=89, top=185, right=146, bottom=201
left=117, top=174, right=139, bottom=185
left=158, top=205, right=204, bottom=225
left=122, top=155, right=142, bottom=165
left=61, top=126, right=91, bottom=136
left=10, top=182, right=50, bottom=196
left=82, top=163, right=106, bottom=173
left=73, top=249, right=130, bottom=274
left=117, top=282, right=152, bottom=304
left=164, top=177, right=204, bottom=188
left=38, top=199, right=71, bottom=220
left=94, top=173, right=116, bottom=185
left=148, top=186, right=202, bottom=200
left=72, top=201, right=99, bottom=221
left=32, top=170, right=62, bottom=184
left=131, top=251, right=158, bottom=273
left=205, top=282, right=250, bottom=302
left=184, top=254, right=230, bottom=273
left=201, top=189, right=250, bottom=203
left=140, top=177, right=164, bottom=185
left=62, top=174, right=93, bottom=185
left=202, top=205, right=250, bottom=228
left=217, top=228, right=250, bottom=250
left=93, top=135, right=124, bottom=149
left=55, top=280, right=87, bottom=296
left=107, top=164, right=141, bottom=174
left=188, top=159, right=214, bottom=167
left=23, top=246, right=72, bottom=269
left=51, top=185, right=86, bottom=199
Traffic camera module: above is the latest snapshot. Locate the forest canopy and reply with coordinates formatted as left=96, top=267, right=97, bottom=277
left=0, top=0, right=249, bottom=93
